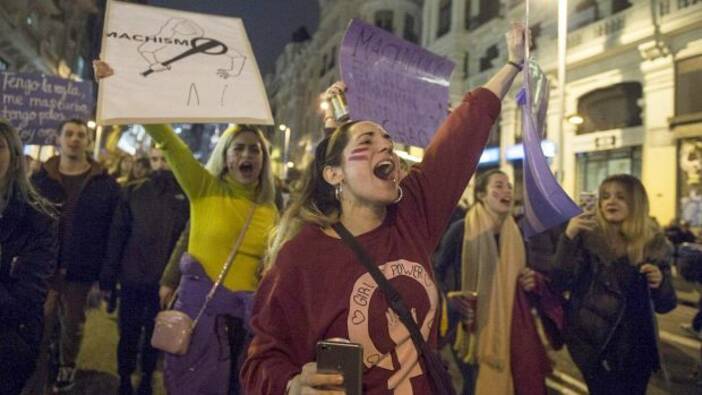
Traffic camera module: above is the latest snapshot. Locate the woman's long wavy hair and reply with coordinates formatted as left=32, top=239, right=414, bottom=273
left=205, top=124, right=275, bottom=205
left=0, top=120, right=56, bottom=217
left=596, top=174, right=654, bottom=264
left=265, top=121, right=357, bottom=269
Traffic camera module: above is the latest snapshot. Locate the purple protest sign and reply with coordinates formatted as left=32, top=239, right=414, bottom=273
left=0, top=71, right=94, bottom=145
left=519, top=61, right=581, bottom=238
left=339, top=19, right=454, bottom=148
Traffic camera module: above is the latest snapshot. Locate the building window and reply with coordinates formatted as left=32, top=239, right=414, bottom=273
left=575, top=82, right=643, bottom=135
left=462, top=52, right=470, bottom=79
left=374, top=10, right=394, bottom=32
left=486, top=116, right=501, bottom=147
left=576, top=146, right=642, bottom=194
left=320, top=54, right=327, bottom=77
left=437, top=0, right=452, bottom=38
left=464, top=0, right=472, bottom=29
left=328, top=46, right=336, bottom=70
left=479, top=44, right=498, bottom=72
left=403, top=14, right=418, bottom=43
left=611, top=0, right=632, bottom=14
left=530, top=23, right=541, bottom=51
left=570, top=0, right=599, bottom=32
left=676, top=55, right=702, bottom=118
left=469, top=0, right=501, bottom=30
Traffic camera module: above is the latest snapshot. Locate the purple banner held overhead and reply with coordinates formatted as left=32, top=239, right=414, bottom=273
left=339, top=19, right=454, bottom=148
left=519, top=61, right=582, bottom=238
left=0, top=71, right=94, bottom=145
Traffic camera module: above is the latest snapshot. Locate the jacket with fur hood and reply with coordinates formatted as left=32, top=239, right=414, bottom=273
left=31, top=156, right=120, bottom=282
left=550, top=228, right=676, bottom=376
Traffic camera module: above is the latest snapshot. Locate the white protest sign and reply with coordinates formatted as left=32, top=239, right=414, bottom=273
left=97, top=0, right=273, bottom=125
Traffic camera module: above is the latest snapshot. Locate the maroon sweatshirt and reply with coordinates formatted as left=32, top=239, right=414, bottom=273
left=242, top=88, right=501, bottom=395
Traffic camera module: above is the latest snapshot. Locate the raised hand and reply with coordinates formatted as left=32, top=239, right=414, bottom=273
left=565, top=211, right=597, bottom=240
left=505, top=22, right=527, bottom=65
left=92, top=60, right=114, bottom=80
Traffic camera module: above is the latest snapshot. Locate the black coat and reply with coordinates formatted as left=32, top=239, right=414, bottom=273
left=31, top=156, right=120, bottom=282
left=0, top=196, right=57, bottom=351
left=551, top=230, right=677, bottom=375
left=100, top=171, right=189, bottom=289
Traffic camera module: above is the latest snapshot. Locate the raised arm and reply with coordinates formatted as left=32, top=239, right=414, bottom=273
left=398, top=24, right=525, bottom=250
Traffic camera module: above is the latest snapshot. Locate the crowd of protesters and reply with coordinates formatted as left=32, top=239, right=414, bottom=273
left=0, top=22, right=692, bottom=395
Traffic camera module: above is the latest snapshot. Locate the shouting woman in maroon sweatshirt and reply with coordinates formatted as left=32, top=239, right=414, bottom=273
left=242, top=24, right=526, bottom=395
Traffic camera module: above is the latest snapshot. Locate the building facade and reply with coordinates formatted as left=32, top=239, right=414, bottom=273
left=0, top=0, right=101, bottom=78
left=266, top=0, right=424, bottom=177
left=421, top=0, right=702, bottom=226
left=268, top=0, right=702, bottom=227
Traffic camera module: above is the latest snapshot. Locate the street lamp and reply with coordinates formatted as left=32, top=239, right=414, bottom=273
left=557, top=0, right=568, bottom=182
left=282, top=127, right=291, bottom=180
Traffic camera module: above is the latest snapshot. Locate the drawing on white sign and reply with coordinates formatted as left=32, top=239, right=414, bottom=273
left=97, top=1, right=273, bottom=125
left=135, top=18, right=247, bottom=107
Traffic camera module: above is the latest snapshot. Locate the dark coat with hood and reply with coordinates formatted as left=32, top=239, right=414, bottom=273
left=31, top=156, right=120, bottom=283
left=0, top=195, right=57, bottom=354
left=551, top=229, right=676, bottom=376
left=100, top=170, right=189, bottom=290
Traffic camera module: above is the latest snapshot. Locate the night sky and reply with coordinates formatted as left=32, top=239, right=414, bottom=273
left=147, top=0, right=320, bottom=76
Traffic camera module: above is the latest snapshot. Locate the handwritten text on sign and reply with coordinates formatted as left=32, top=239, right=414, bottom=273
left=340, top=19, right=454, bottom=148
left=0, top=72, right=94, bottom=145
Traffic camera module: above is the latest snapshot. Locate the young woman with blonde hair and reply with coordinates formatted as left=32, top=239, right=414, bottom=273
left=552, top=174, right=676, bottom=394
left=96, top=54, right=279, bottom=395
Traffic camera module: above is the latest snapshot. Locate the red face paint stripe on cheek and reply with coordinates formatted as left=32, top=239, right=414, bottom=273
left=350, top=147, right=369, bottom=155
left=348, top=155, right=369, bottom=161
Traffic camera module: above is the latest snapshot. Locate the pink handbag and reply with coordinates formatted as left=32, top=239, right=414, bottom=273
left=151, top=205, right=257, bottom=355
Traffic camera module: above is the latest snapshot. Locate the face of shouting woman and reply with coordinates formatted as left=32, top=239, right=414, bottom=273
left=225, top=131, right=263, bottom=185
left=328, top=121, right=401, bottom=206
left=480, top=173, right=513, bottom=217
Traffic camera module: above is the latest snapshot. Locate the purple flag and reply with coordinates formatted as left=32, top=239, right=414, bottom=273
left=0, top=71, right=94, bottom=145
left=519, top=61, right=581, bottom=238
left=339, top=19, right=454, bottom=148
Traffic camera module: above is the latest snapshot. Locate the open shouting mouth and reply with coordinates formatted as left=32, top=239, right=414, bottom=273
left=373, top=160, right=395, bottom=181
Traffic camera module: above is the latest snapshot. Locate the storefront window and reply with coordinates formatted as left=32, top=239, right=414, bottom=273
left=678, top=138, right=702, bottom=226
left=576, top=146, right=642, bottom=194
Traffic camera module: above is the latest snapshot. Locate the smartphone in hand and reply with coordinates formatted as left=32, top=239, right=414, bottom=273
left=316, top=339, right=363, bottom=395
left=579, top=191, right=597, bottom=213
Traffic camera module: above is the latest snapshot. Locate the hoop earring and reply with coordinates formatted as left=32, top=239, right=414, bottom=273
left=393, top=185, right=404, bottom=204
left=334, top=183, right=343, bottom=201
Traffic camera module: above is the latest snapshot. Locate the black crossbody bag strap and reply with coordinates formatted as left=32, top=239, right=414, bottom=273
left=331, top=223, right=454, bottom=395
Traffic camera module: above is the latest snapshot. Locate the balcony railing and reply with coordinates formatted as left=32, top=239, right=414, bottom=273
left=658, top=0, right=702, bottom=17
left=566, top=2, right=649, bottom=50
